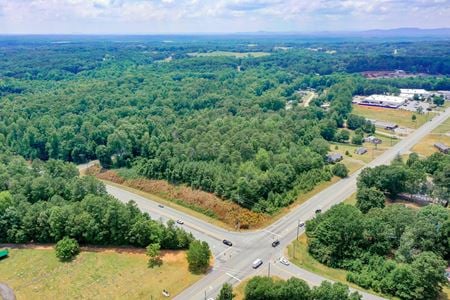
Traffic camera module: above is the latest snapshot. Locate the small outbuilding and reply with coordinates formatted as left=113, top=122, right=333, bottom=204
left=364, top=136, right=382, bottom=144
left=368, top=119, right=398, bottom=130
left=355, top=147, right=368, bottom=155
left=434, top=143, right=449, bottom=154
left=327, top=153, right=343, bottom=163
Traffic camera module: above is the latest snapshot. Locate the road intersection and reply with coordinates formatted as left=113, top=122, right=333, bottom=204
left=105, top=107, right=450, bottom=300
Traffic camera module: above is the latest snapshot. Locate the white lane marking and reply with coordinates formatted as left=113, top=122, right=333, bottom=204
left=214, top=246, right=233, bottom=258
left=226, top=273, right=242, bottom=282
left=264, top=229, right=281, bottom=237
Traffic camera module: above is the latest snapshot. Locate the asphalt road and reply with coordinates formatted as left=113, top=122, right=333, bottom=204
left=105, top=107, right=450, bottom=300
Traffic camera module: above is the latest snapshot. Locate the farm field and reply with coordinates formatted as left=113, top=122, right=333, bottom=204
left=411, top=116, right=450, bottom=156
left=187, top=51, right=270, bottom=58
left=0, top=248, right=201, bottom=300
left=352, top=104, right=431, bottom=128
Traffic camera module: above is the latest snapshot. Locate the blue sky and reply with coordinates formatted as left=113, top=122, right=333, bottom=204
left=0, top=0, right=449, bottom=34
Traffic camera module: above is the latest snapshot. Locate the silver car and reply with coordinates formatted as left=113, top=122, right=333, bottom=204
left=279, top=257, right=290, bottom=266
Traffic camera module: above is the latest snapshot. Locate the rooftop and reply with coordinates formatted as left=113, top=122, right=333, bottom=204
left=364, top=95, right=405, bottom=104
left=400, top=89, right=430, bottom=95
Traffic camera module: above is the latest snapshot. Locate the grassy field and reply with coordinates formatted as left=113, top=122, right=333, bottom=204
left=330, top=135, right=397, bottom=166
left=352, top=104, right=431, bottom=128
left=187, top=51, right=270, bottom=58
left=0, top=247, right=201, bottom=300
left=343, top=192, right=357, bottom=205
left=411, top=116, right=450, bottom=156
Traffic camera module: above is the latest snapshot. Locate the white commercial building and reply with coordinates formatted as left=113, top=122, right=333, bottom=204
left=400, top=89, right=431, bottom=99
left=361, top=95, right=406, bottom=108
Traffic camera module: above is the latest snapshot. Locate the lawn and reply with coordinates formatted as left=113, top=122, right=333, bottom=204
left=0, top=247, right=201, bottom=300
left=411, top=116, right=450, bottom=156
left=352, top=104, right=431, bottom=128
left=330, top=136, right=396, bottom=165
left=187, top=51, right=270, bottom=58
left=343, top=192, right=357, bottom=205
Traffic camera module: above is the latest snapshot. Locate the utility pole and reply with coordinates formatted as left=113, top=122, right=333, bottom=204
left=204, top=290, right=206, bottom=300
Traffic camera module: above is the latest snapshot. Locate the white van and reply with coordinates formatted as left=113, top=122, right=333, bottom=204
left=252, top=258, right=263, bottom=269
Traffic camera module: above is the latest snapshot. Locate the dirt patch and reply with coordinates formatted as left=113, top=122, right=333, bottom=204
left=160, top=251, right=185, bottom=263
left=97, top=170, right=269, bottom=229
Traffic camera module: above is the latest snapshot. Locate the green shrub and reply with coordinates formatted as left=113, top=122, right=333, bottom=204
left=55, top=237, right=80, bottom=262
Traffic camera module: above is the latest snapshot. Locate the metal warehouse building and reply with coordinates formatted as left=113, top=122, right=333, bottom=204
left=360, top=95, right=406, bottom=108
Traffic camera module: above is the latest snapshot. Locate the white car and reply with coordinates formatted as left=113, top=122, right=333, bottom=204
left=279, top=257, right=290, bottom=266
left=298, top=221, right=305, bottom=227
left=176, top=219, right=184, bottom=225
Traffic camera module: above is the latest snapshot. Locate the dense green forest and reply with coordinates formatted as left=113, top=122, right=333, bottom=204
left=243, top=276, right=361, bottom=300
left=0, top=155, right=193, bottom=249
left=1, top=36, right=449, bottom=212
left=306, top=154, right=450, bottom=299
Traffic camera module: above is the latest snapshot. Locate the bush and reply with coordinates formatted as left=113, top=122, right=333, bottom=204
left=351, top=134, right=364, bottom=145
left=186, top=240, right=211, bottom=274
left=356, top=187, right=385, bottom=213
left=332, top=163, right=349, bottom=178
left=55, top=237, right=80, bottom=261
left=218, top=283, right=234, bottom=300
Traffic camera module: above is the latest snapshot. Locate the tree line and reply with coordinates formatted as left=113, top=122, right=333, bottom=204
left=0, top=38, right=448, bottom=213
left=305, top=154, right=450, bottom=299
left=0, top=155, right=193, bottom=249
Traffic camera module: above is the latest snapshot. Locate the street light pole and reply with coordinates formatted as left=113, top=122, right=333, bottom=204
left=268, top=262, right=271, bottom=277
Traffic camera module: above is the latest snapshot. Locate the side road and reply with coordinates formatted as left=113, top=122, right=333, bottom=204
left=103, top=108, right=450, bottom=300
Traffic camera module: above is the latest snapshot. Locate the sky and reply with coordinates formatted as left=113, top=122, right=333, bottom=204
left=0, top=0, right=449, bottom=34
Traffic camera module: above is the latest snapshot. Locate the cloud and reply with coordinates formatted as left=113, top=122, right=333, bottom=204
left=0, top=0, right=449, bottom=33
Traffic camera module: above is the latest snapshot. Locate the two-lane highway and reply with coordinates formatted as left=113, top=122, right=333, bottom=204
left=104, top=107, right=450, bottom=300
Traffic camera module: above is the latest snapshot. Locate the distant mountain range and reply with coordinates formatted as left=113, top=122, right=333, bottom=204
left=348, top=28, right=450, bottom=37
left=244, top=28, right=450, bottom=38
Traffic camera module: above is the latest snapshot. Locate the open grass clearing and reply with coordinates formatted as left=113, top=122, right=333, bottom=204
left=187, top=51, right=270, bottom=58
left=352, top=104, right=431, bottom=128
left=330, top=138, right=395, bottom=165
left=411, top=116, right=450, bottom=156
left=411, top=134, right=450, bottom=156
left=343, top=192, right=357, bottom=205
left=0, top=247, right=201, bottom=300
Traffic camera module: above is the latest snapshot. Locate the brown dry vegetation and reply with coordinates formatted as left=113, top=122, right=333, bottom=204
left=96, top=170, right=269, bottom=229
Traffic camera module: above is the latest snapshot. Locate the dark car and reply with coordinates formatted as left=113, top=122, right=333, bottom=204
left=271, top=240, right=280, bottom=247
left=223, top=239, right=233, bottom=247
left=158, top=204, right=164, bottom=208
left=315, top=208, right=322, bottom=214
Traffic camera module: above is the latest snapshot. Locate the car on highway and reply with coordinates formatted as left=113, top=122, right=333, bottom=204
left=223, top=239, right=233, bottom=247
left=298, top=221, right=305, bottom=227
left=252, top=258, right=263, bottom=269
left=271, top=240, right=280, bottom=247
left=279, top=257, right=289, bottom=266
left=158, top=204, right=164, bottom=208
left=176, top=219, right=184, bottom=225
left=315, top=208, right=322, bottom=214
